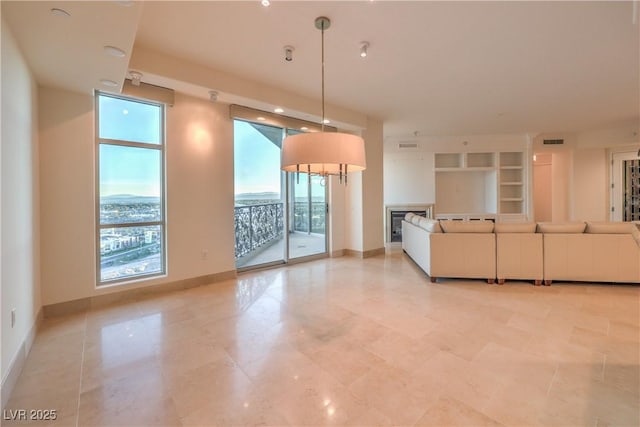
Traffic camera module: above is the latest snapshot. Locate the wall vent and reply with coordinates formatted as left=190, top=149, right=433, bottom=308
left=543, top=139, right=564, bottom=145
left=398, top=142, right=418, bottom=149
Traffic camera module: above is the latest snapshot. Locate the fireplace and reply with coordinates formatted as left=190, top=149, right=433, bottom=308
left=385, top=204, right=434, bottom=243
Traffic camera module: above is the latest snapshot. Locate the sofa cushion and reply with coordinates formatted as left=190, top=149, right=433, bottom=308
left=405, top=212, right=415, bottom=222
left=494, top=222, right=537, bottom=233
left=585, top=222, right=635, bottom=234
left=410, top=215, right=422, bottom=225
left=440, top=220, right=494, bottom=233
left=536, top=222, right=586, bottom=233
left=417, top=218, right=442, bottom=233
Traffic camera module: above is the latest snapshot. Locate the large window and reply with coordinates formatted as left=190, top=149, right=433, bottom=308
left=96, top=93, right=165, bottom=284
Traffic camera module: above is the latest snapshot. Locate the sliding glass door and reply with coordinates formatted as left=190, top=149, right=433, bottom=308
left=234, top=120, right=285, bottom=268
left=233, top=121, right=327, bottom=269
left=288, top=172, right=327, bottom=260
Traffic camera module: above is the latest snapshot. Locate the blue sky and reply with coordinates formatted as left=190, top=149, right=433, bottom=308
left=99, top=95, right=162, bottom=197
left=234, top=120, right=282, bottom=195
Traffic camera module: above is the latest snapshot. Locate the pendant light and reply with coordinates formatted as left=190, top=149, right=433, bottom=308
left=280, top=16, right=366, bottom=184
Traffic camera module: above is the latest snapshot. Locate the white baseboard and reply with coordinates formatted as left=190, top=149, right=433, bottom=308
left=1, top=307, right=42, bottom=410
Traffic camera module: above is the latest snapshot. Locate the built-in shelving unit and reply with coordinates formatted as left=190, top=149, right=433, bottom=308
left=498, top=152, right=525, bottom=215
left=435, top=151, right=527, bottom=221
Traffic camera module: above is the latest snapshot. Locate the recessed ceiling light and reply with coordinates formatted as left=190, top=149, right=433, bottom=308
left=103, top=45, right=126, bottom=57
left=301, top=127, right=309, bottom=131
left=257, top=116, right=266, bottom=121
left=50, top=8, right=71, bottom=17
left=122, top=109, right=129, bottom=115
left=261, top=0, right=270, bottom=6
left=274, top=107, right=284, bottom=114
left=322, top=119, right=331, bottom=124
left=100, top=79, right=118, bottom=87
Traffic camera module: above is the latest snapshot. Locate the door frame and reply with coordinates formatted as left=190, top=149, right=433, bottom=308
left=285, top=172, right=329, bottom=263
left=611, top=150, right=638, bottom=221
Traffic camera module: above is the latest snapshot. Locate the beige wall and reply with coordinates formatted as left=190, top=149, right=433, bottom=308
left=572, top=148, right=608, bottom=221
left=361, top=118, right=384, bottom=251
left=383, top=152, right=435, bottom=205
left=341, top=117, right=385, bottom=254
left=345, top=172, right=364, bottom=252
left=328, top=176, right=346, bottom=255
left=39, top=89, right=236, bottom=305
left=1, top=21, right=41, bottom=386
left=165, top=93, right=235, bottom=277
left=551, top=151, right=572, bottom=222
left=39, top=87, right=95, bottom=305
left=533, top=154, right=552, bottom=222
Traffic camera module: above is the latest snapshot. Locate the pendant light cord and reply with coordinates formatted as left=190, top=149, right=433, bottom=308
left=321, top=21, right=325, bottom=133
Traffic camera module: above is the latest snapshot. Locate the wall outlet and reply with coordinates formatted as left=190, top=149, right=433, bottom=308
left=11, top=309, right=16, bottom=328
left=201, top=250, right=208, bottom=260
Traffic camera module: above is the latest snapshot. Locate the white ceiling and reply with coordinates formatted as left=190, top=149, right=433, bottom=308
left=3, top=1, right=639, bottom=140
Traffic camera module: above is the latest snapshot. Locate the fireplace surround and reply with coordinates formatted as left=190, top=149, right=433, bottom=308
left=385, top=204, right=434, bottom=243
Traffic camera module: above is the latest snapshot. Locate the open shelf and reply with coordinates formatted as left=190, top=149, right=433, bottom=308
left=434, top=150, right=527, bottom=217
left=500, top=152, right=523, bottom=168
left=467, top=152, right=495, bottom=168
left=434, top=153, right=462, bottom=169
left=498, top=152, right=525, bottom=215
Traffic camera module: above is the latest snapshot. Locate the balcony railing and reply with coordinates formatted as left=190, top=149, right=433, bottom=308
left=234, top=201, right=326, bottom=260
left=234, top=203, right=284, bottom=259
left=293, top=201, right=326, bottom=234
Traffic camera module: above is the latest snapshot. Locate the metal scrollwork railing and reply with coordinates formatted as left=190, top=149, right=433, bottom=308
left=293, top=202, right=326, bottom=233
left=234, top=203, right=284, bottom=259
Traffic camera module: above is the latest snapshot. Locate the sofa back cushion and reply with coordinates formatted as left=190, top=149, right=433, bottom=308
left=494, top=222, right=537, bottom=233
left=585, top=222, right=635, bottom=234
left=405, top=212, right=415, bottom=222
left=536, top=222, right=586, bottom=233
left=410, top=215, right=422, bottom=225
left=417, top=218, right=442, bottom=233
left=440, top=220, right=494, bottom=233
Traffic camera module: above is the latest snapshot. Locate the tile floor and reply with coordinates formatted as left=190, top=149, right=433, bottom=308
left=3, top=251, right=639, bottom=426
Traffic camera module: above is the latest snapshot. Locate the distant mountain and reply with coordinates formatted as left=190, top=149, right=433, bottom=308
left=101, top=194, right=160, bottom=204
left=235, top=192, right=280, bottom=201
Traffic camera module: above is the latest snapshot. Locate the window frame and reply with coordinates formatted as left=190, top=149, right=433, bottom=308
left=95, top=91, right=167, bottom=286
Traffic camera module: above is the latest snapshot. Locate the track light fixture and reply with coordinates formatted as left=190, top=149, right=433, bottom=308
left=129, top=70, right=142, bottom=86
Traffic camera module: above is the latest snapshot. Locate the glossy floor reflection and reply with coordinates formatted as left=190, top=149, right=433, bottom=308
left=4, top=252, right=640, bottom=426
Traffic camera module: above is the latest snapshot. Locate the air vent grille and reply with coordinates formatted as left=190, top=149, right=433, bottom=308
left=543, top=139, right=564, bottom=145
left=398, top=142, right=418, bottom=149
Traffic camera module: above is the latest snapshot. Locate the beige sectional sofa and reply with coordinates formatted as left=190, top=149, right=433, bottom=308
left=402, top=214, right=640, bottom=285
left=402, top=215, right=496, bottom=283
left=540, top=221, right=640, bottom=285
left=495, top=222, right=543, bottom=285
